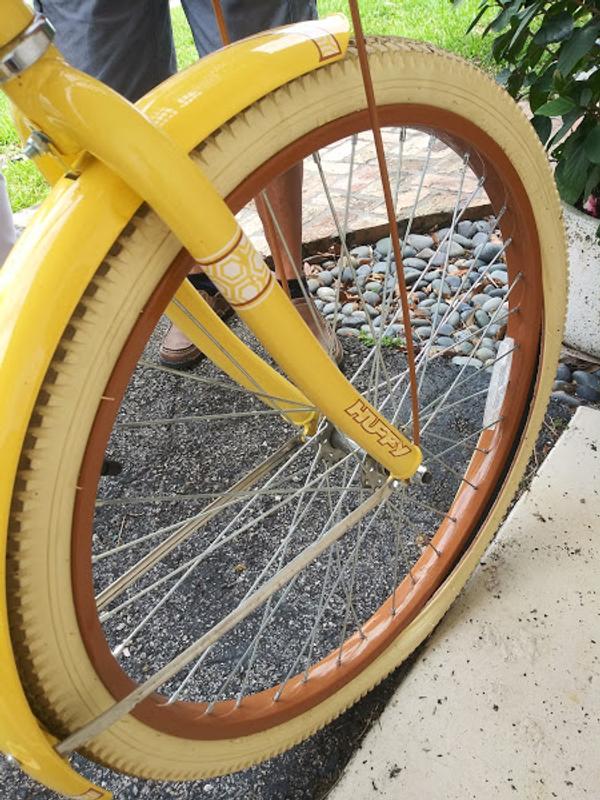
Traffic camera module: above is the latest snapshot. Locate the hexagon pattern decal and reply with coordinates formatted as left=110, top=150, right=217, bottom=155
left=202, top=231, right=272, bottom=308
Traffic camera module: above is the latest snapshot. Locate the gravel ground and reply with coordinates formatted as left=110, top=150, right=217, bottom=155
left=0, top=399, right=578, bottom=800
left=1, top=659, right=408, bottom=800
left=3, top=215, right=598, bottom=800
left=92, top=336, right=477, bottom=690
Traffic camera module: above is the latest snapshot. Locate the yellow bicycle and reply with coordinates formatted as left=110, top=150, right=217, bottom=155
left=0, top=0, right=566, bottom=797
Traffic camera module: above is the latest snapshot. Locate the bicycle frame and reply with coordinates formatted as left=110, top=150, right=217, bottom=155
left=0, top=2, right=422, bottom=795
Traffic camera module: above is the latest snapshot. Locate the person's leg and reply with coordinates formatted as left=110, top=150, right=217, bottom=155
left=182, top=0, right=317, bottom=284
left=36, top=0, right=233, bottom=367
left=35, top=0, right=176, bottom=102
left=182, top=0, right=317, bottom=60
left=180, top=0, right=313, bottom=283
left=178, top=2, right=340, bottom=359
left=178, top=1, right=341, bottom=363
left=256, top=166, right=303, bottom=287
left=0, top=171, right=16, bottom=268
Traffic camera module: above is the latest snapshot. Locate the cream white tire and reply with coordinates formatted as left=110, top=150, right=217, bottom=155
left=8, top=38, right=567, bottom=780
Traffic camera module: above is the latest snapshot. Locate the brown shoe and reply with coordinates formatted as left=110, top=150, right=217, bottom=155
left=159, top=290, right=233, bottom=368
left=292, top=296, right=344, bottom=366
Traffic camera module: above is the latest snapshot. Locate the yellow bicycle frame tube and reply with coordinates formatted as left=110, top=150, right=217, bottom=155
left=168, top=281, right=318, bottom=434
left=2, top=33, right=420, bottom=475
left=0, top=6, right=420, bottom=797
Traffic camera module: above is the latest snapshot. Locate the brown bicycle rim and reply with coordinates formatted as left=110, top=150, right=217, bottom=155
left=72, top=104, right=542, bottom=740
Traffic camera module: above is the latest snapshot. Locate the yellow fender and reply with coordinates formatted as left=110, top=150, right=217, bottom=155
left=0, top=16, right=349, bottom=798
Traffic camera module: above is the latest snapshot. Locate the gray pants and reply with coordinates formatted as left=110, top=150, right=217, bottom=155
left=36, top=1, right=317, bottom=102
left=0, top=171, right=16, bottom=267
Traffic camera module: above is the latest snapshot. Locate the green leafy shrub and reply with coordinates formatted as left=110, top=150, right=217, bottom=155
left=460, top=1, right=600, bottom=227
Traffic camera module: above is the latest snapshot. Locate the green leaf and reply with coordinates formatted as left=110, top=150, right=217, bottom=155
left=533, top=11, right=573, bottom=45
left=555, top=133, right=591, bottom=205
left=507, top=3, right=542, bottom=53
left=584, top=126, right=600, bottom=165
left=557, top=23, right=600, bottom=77
left=507, top=24, right=532, bottom=61
left=529, top=63, right=557, bottom=111
left=548, top=108, right=585, bottom=149
left=536, top=96, right=576, bottom=116
left=524, top=39, right=546, bottom=68
left=580, top=86, right=593, bottom=106
left=596, top=222, right=600, bottom=242
left=488, top=3, right=519, bottom=34
left=466, top=3, right=491, bottom=35
left=507, top=69, right=526, bottom=95
left=531, top=114, right=552, bottom=145
left=492, top=28, right=513, bottom=61
left=591, top=69, right=600, bottom=94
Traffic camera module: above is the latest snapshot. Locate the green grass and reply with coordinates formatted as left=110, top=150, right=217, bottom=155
left=171, top=6, right=199, bottom=70
left=0, top=91, right=47, bottom=212
left=358, top=330, right=406, bottom=348
left=0, top=2, right=494, bottom=212
left=320, top=0, right=494, bottom=65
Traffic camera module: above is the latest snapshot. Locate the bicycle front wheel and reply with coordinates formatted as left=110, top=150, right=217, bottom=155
left=8, top=38, right=566, bottom=779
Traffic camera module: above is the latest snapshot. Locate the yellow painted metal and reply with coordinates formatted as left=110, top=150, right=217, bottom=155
left=235, top=280, right=422, bottom=477
left=4, top=17, right=418, bottom=475
left=0, top=6, right=418, bottom=796
left=136, top=15, right=350, bottom=154
left=0, top=169, right=136, bottom=800
left=5, top=10, right=351, bottom=160
left=168, top=280, right=319, bottom=434
left=0, top=18, right=352, bottom=796
left=2, top=48, right=421, bottom=475
left=0, top=0, right=32, bottom=47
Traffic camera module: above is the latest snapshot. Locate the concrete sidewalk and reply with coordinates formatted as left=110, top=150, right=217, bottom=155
left=329, top=406, right=600, bottom=800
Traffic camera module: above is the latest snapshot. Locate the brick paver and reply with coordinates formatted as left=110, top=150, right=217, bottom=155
left=237, top=128, right=486, bottom=255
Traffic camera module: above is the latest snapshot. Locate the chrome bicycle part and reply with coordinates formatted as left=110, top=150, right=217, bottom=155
left=0, top=14, right=55, bottom=84
left=22, top=129, right=52, bottom=159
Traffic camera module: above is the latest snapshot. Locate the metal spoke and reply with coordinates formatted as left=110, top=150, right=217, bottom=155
left=334, top=535, right=367, bottom=665
left=228, top=448, right=326, bottom=706
left=418, top=344, right=517, bottom=426
left=206, top=463, right=363, bottom=708
left=420, top=306, right=519, bottom=435
left=171, top=296, right=273, bottom=403
left=418, top=444, right=479, bottom=490
left=422, top=428, right=488, bottom=454
left=329, top=133, right=359, bottom=341
left=80, top=116, right=535, bottom=727
left=108, top=449, right=360, bottom=654
left=116, top=406, right=314, bottom=429
left=419, top=386, right=491, bottom=425
left=313, top=148, right=394, bottom=394
left=259, top=190, right=323, bottom=338
left=406, top=180, right=491, bottom=300
left=416, top=153, right=472, bottom=405
left=56, top=481, right=395, bottom=756
left=277, top=492, right=390, bottom=699
left=400, top=134, right=434, bottom=244
left=349, top=203, right=504, bottom=422
left=405, top=495, right=457, bottom=523
left=138, top=360, right=313, bottom=409
left=96, top=437, right=301, bottom=610
left=369, top=127, right=406, bottom=407
left=422, top=235, right=512, bottom=352
left=388, top=488, right=408, bottom=615
left=433, top=418, right=503, bottom=460
left=101, top=447, right=361, bottom=636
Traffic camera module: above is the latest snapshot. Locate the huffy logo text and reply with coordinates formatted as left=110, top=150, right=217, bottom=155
left=345, top=400, right=411, bottom=458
